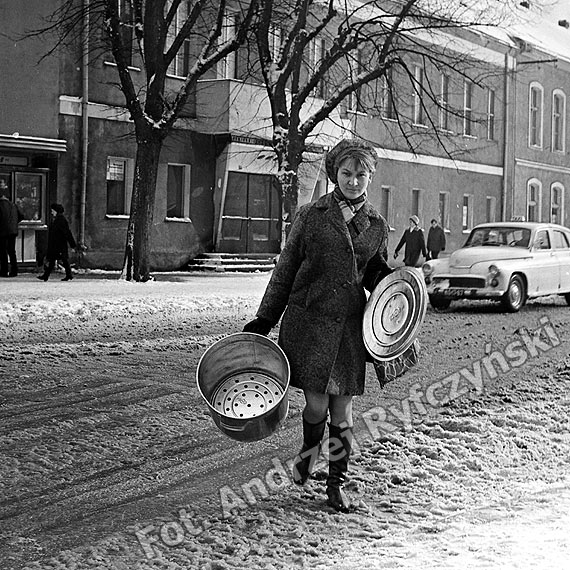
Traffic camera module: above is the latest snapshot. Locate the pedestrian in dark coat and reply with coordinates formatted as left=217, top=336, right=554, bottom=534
left=426, top=218, right=446, bottom=260
left=37, top=203, right=76, bottom=281
left=0, top=191, right=24, bottom=277
left=394, top=215, right=427, bottom=267
left=244, top=139, right=392, bottom=513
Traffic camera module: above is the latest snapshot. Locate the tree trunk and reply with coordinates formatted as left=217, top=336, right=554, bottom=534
left=121, top=135, right=163, bottom=282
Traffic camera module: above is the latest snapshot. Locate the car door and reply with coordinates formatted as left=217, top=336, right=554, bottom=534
left=529, top=229, right=560, bottom=295
left=552, top=229, right=570, bottom=292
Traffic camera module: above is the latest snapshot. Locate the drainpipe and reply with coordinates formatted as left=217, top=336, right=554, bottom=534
left=502, top=51, right=515, bottom=222
left=79, top=0, right=89, bottom=261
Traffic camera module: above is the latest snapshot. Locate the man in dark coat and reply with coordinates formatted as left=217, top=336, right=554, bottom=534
left=37, top=203, right=77, bottom=281
left=426, top=218, right=446, bottom=260
left=244, top=139, right=392, bottom=514
left=0, top=190, right=24, bottom=277
left=394, top=215, right=427, bottom=267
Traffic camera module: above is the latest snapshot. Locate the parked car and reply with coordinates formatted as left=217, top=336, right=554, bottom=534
left=421, top=222, right=570, bottom=312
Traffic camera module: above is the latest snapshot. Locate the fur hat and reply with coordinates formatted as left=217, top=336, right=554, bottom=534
left=325, top=139, right=378, bottom=184
left=50, top=203, right=64, bottom=214
left=410, top=215, right=420, bottom=226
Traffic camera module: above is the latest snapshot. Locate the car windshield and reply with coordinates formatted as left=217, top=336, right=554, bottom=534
left=464, top=227, right=532, bottom=248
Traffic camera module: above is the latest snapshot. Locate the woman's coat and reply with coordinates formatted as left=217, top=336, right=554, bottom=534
left=47, top=214, right=76, bottom=259
left=256, top=192, right=390, bottom=396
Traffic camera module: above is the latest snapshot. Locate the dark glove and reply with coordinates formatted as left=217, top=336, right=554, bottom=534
left=243, top=317, right=273, bottom=336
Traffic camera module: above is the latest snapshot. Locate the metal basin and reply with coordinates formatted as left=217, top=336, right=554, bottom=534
left=196, top=333, right=290, bottom=442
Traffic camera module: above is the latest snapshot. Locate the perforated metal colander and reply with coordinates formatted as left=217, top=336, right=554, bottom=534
left=211, top=371, right=284, bottom=419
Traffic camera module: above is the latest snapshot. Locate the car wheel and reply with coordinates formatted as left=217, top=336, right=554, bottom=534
left=429, top=294, right=452, bottom=311
left=501, top=275, right=525, bottom=312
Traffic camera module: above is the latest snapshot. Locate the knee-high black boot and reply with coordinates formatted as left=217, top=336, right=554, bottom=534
left=326, top=423, right=353, bottom=513
left=292, top=415, right=327, bottom=485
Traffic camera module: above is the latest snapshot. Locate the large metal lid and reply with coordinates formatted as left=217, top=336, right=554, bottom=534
left=363, top=267, right=427, bottom=361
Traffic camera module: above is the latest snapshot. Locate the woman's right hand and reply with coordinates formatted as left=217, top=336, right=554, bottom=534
left=243, top=317, right=273, bottom=336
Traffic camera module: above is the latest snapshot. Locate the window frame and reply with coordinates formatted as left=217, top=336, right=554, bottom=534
left=165, top=163, right=192, bottom=221
left=528, top=82, right=544, bottom=149
left=380, top=186, right=394, bottom=230
left=552, top=89, right=566, bottom=153
left=413, top=64, right=425, bottom=126
left=106, top=157, right=134, bottom=217
left=439, top=191, right=450, bottom=231
left=550, top=182, right=565, bottom=224
left=381, top=69, right=396, bottom=120
left=217, top=11, right=237, bottom=79
left=439, top=73, right=450, bottom=131
left=463, top=80, right=474, bottom=137
left=526, top=178, right=542, bottom=222
left=487, top=88, right=496, bottom=141
left=462, top=193, right=474, bottom=232
left=485, top=196, right=497, bottom=223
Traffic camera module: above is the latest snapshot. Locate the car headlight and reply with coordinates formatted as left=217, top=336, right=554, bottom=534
left=422, top=263, right=433, bottom=277
left=488, top=264, right=500, bottom=277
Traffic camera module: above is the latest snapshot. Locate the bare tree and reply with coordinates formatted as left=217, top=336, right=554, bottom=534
left=253, top=0, right=534, bottom=243
left=36, top=0, right=258, bottom=281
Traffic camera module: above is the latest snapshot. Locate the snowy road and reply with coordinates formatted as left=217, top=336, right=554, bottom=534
left=1, top=273, right=569, bottom=569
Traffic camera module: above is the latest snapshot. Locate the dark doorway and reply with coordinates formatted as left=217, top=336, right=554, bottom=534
left=219, top=172, right=281, bottom=254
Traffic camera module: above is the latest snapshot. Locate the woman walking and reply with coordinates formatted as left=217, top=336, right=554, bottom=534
left=243, top=139, right=391, bottom=512
left=37, top=203, right=76, bottom=282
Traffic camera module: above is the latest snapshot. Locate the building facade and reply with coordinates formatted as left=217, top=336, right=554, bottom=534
left=1, top=2, right=569, bottom=271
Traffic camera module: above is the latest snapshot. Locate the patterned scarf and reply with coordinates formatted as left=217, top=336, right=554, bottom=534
left=333, top=185, right=367, bottom=238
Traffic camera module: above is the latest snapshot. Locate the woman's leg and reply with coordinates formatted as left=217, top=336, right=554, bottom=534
left=292, top=391, right=329, bottom=485
left=326, top=395, right=355, bottom=513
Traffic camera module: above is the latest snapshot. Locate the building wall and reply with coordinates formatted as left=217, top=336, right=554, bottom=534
left=0, top=0, right=61, bottom=140
left=510, top=51, right=570, bottom=226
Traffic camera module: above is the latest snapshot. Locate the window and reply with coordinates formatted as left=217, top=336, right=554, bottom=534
left=167, top=1, right=191, bottom=77
left=309, top=38, right=327, bottom=99
left=348, top=50, right=364, bottom=113
left=486, top=196, right=496, bottom=223
left=529, top=82, right=543, bottom=148
left=551, top=183, right=564, bottom=224
left=166, top=164, right=191, bottom=219
left=439, top=191, right=450, bottom=230
left=381, top=69, right=396, bottom=120
left=552, top=230, right=570, bottom=249
left=380, top=186, right=393, bottom=228
left=487, top=89, right=495, bottom=140
left=534, top=229, right=551, bottom=250
left=463, top=81, right=474, bottom=136
left=527, top=179, right=542, bottom=222
left=411, top=188, right=421, bottom=217
left=106, top=157, right=133, bottom=216
left=413, top=65, right=425, bottom=126
left=439, top=73, right=450, bottom=131
left=552, top=90, right=566, bottom=152
left=462, top=194, right=474, bottom=231
left=217, top=12, right=237, bottom=79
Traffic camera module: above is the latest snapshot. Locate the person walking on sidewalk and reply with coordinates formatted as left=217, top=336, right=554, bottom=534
left=243, top=139, right=392, bottom=513
left=393, top=215, right=427, bottom=267
left=426, top=218, right=446, bottom=260
left=38, top=203, right=76, bottom=282
left=0, top=188, right=23, bottom=277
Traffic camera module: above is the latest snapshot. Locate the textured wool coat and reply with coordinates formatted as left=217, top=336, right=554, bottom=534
left=256, top=192, right=390, bottom=396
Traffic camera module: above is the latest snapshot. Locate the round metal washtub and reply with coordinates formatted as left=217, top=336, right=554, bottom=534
left=363, top=267, right=427, bottom=361
left=196, top=333, right=290, bottom=442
